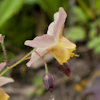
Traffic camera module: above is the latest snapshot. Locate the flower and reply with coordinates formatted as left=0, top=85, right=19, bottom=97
left=25, top=7, right=76, bottom=67
left=43, top=73, right=54, bottom=92
left=0, top=62, right=6, bottom=71
left=0, top=77, right=14, bottom=100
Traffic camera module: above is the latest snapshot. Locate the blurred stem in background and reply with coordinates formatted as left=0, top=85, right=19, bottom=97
left=89, top=0, right=95, bottom=11
left=67, top=0, right=75, bottom=26
left=76, top=0, right=95, bottom=19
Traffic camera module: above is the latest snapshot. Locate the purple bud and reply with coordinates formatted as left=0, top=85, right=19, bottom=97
left=56, top=61, right=71, bottom=77
left=43, top=73, right=54, bottom=93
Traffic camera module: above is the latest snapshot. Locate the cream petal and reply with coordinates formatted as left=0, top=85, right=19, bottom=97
left=60, top=36, right=76, bottom=49
left=0, top=77, right=14, bottom=87
left=25, top=34, right=55, bottom=48
left=47, top=7, right=67, bottom=41
left=26, top=48, right=47, bottom=67
left=50, top=46, right=71, bottom=65
left=0, top=62, right=6, bottom=71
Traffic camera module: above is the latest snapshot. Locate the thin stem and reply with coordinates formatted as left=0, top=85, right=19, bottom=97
left=0, top=48, right=36, bottom=76
left=1, top=42, right=8, bottom=66
left=35, top=51, right=48, bottom=74
left=44, top=62, right=48, bottom=74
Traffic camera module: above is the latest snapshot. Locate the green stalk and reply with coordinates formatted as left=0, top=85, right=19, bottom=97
left=0, top=48, right=36, bottom=76
left=1, top=41, right=8, bottom=66
left=34, top=51, right=49, bottom=74
left=44, top=62, right=48, bottom=74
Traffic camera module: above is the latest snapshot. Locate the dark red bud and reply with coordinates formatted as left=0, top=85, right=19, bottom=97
left=43, top=73, right=54, bottom=93
left=56, top=61, right=71, bottom=77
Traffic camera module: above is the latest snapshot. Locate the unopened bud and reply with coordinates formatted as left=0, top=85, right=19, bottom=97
left=43, top=73, right=54, bottom=93
left=56, top=61, right=71, bottom=77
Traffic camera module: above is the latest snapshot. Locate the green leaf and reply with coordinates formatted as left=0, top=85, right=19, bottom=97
left=89, top=28, right=97, bottom=39
left=65, top=26, right=85, bottom=42
left=0, top=0, right=24, bottom=28
left=72, top=6, right=87, bottom=23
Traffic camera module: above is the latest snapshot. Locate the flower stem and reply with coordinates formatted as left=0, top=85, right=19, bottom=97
left=44, top=62, right=48, bottom=74
left=1, top=42, right=8, bottom=66
left=0, top=48, right=36, bottom=76
left=34, top=51, right=48, bottom=74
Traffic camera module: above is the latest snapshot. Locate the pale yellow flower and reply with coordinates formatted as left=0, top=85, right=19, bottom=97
left=25, top=7, right=76, bottom=67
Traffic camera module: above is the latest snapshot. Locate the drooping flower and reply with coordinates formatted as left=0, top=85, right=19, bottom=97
left=0, top=77, right=14, bottom=100
left=0, top=62, right=6, bottom=71
left=25, top=7, right=76, bottom=67
left=43, top=73, right=54, bottom=92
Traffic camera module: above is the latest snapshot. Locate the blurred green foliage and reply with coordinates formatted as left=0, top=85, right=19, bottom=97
left=24, top=0, right=67, bottom=19
left=24, top=0, right=40, bottom=4
left=95, top=0, right=100, bottom=10
left=65, top=26, right=85, bottom=42
left=0, top=0, right=24, bottom=28
left=65, top=0, right=100, bottom=53
left=72, top=6, right=88, bottom=24
left=0, top=0, right=67, bottom=28
left=87, top=17, right=100, bottom=53
left=32, top=75, right=42, bottom=87
left=25, top=75, right=44, bottom=98
left=32, top=75, right=44, bottom=96
left=39, top=0, right=67, bottom=19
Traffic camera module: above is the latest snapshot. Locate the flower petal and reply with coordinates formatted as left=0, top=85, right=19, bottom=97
left=25, top=34, right=55, bottom=48
left=26, top=48, right=47, bottom=67
left=47, top=7, right=67, bottom=41
left=50, top=37, right=76, bottom=65
left=0, top=77, right=14, bottom=87
left=60, top=36, right=76, bottom=49
left=0, top=88, right=9, bottom=100
left=50, top=46, right=70, bottom=65
left=0, top=62, right=6, bottom=71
